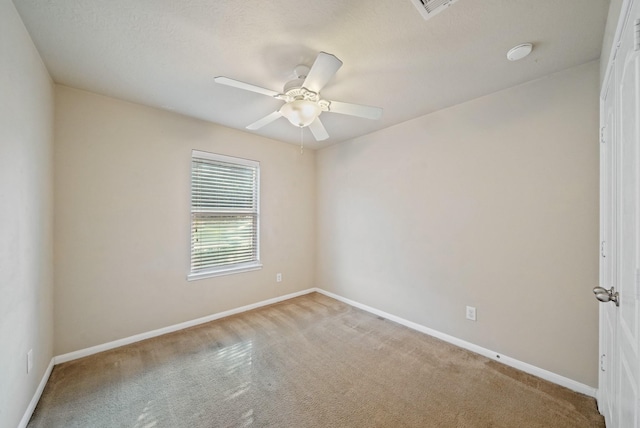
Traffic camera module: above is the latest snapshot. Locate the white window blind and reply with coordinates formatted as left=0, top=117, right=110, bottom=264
left=189, top=150, right=261, bottom=279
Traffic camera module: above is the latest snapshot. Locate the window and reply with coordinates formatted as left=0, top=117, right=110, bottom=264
left=189, top=150, right=261, bottom=279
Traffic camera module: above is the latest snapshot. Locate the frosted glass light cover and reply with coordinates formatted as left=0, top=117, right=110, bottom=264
left=280, top=100, right=321, bottom=127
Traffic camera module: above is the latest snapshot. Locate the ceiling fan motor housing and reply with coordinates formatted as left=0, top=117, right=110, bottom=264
left=284, top=84, right=329, bottom=105
left=283, top=78, right=307, bottom=94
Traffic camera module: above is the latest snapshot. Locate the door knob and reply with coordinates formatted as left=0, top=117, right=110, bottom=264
left=593, top=286, right=619, bottom=306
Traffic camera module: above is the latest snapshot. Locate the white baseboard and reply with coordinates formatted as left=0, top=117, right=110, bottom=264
left=20, top=286, right=597, bottom=427
left=18, top=357, right=54, bottom=428
left=314, top=288, right=597, bottom=398
left=54, top=288, right=316, bottom=364
left=50, top=286, right=595, bottom=399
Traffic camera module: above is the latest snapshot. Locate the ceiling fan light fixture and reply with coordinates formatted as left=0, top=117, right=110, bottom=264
left=280, top=99, right=321, bottom=127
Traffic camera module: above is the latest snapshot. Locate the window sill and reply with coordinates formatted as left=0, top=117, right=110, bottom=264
left=187, top=263, right=263, bottom=281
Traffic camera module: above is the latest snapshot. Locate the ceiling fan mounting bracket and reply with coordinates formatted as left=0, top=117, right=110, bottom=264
left=293, top=64, right=310, bottom=79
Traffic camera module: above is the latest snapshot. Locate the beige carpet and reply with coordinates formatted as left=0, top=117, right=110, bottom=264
left=28, top=292, right=604, bottom=427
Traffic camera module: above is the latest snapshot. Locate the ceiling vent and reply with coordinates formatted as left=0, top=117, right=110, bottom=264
left=410, top=0, right=459, bottom=21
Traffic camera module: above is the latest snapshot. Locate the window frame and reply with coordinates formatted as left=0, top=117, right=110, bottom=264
left=188, top=150, right=262, bottom=281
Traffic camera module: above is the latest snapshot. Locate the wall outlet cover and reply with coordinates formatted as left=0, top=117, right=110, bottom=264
left=466, top=306, right=477, bottom=321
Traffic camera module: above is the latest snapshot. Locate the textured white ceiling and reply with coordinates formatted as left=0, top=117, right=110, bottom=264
left=13, top=0, right=609, bottom=149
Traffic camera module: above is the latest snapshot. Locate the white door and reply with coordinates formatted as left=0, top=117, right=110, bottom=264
left=599, top=67, right=618, bottom=425
left=615, top=3, right=640, bottom=424
left=598, top=1, right=640, bottom=427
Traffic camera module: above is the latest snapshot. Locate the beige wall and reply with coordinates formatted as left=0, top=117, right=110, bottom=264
left=316, top=61, right=600, bottom=387
left=0, top=1, right=54, bottom=426
left=54, top=86, right=315, bottom=355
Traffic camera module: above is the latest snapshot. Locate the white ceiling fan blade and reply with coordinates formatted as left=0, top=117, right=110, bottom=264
left=328, top=101, right=383, bottom=120
left=302, top=52, right=343, bottom=93
left=214, top=76, right=280, bottom=98
left=309, top=117, right=329, bottom=141
left=246, top=111, right=282, bottom=130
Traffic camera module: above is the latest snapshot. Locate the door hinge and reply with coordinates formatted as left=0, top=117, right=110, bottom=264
left=600, top=354, right=606, bottom=372
left=634, top=19, right=640, bottom=51
left=600, top=126, right=606, bottom=144
left=636, top=268, right=640, bottom=299
left=601, top=240, right=606, bottom=258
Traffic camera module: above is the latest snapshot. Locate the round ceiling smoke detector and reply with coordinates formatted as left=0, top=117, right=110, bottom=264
left=507, top=43, right=533, bottom=61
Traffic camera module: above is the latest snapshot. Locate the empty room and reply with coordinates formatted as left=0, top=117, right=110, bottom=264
left=2, top=0, right=639, bottom=427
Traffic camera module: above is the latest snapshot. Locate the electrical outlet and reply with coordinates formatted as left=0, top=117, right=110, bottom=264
left=276, top=273, right=282, bottom=283
left=27, top=349, right=33, bottom=374
left=466, top=306, right=477, bottom=321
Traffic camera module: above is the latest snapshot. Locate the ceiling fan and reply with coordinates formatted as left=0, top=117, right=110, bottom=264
left=214, top=52, right=383, bottom=141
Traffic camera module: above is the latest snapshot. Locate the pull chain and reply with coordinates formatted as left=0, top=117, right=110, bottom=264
left=300, top=126, right=304, bottom=154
